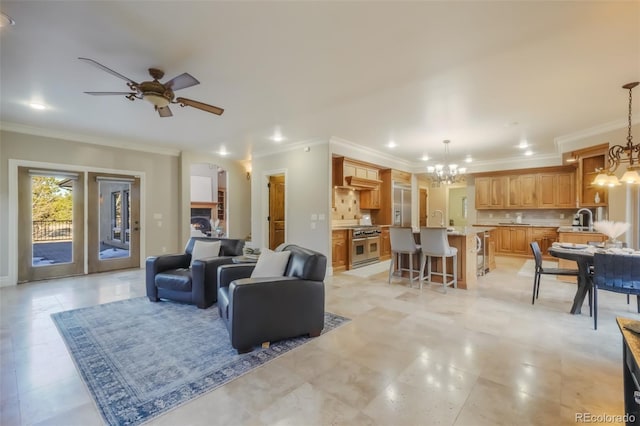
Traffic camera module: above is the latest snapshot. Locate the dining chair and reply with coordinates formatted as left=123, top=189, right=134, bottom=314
left=419, top=227, right=457, bottom=292
left=388, top=227, right=421, bottom=286
left=529, top=242, right=581, bottom=305
left=592, top=253, right=640, bottom=330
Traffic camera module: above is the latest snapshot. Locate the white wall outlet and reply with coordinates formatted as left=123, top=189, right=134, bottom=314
left=157, top=221, right=162, bottom=228
left=560, top=213, right=565, bottom=219
left=162, top=246, right=167, bottom=253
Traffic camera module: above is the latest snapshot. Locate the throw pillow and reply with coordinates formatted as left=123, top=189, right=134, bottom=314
left=250, top=248, right=291, bottom=278
left=190, top=240, right=221, bottom=267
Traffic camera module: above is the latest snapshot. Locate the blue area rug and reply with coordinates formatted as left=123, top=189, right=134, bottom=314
left=51, top=297, right=349, bottom=426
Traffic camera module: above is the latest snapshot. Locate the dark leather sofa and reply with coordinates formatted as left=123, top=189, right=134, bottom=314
left=146, top=237, right=245, bottom=309
left=217, top=244, right=326, bottom=353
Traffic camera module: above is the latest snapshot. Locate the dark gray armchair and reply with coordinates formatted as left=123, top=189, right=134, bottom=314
left=217, top=244, right=326, bottom=353
left=146, top=237, right=245, bottom=309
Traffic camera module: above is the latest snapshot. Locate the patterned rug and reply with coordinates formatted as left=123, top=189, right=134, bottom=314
left=52, top=297, right=349, bottom=426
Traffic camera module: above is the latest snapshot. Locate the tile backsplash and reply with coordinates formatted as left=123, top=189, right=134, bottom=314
left=332, top=188, right=361, bottom=221
left=475, top=208, right=603, bottom=226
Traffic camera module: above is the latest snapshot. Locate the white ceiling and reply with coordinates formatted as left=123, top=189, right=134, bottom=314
left=1, top=1, right=639, bottom=170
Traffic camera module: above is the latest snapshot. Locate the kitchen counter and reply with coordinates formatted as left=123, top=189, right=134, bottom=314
left=556, top=226, right=602, bottom=233
left=475, top=223, right=565, bottom=228
left=447, top=226, right=495, bottom=236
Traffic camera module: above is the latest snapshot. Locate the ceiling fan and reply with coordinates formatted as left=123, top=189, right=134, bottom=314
left=79, top=57, right=224, bottom=118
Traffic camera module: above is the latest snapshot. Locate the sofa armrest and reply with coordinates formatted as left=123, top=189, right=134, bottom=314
left=148, top=253, right=190, bottom=273
left=190, top=256, right=235, bottom=307
left=145, top=253, right=190, bottom=301
left=217, top=263, right=255, bottom=290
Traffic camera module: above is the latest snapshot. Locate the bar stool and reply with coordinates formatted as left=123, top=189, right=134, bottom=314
left=388, top=227, right=421, bottom=286
left=419, top=227, right=457, bottom=291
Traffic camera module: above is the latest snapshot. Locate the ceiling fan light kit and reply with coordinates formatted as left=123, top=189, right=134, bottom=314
left=79, top=57, right=224, bottom=118
left=593, top=81, right=640, bottom=187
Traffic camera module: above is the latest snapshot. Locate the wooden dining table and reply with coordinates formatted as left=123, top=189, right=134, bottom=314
left=548, top=245, right=595, bottom=315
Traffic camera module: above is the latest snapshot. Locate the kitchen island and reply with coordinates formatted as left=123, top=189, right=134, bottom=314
left=394, top=227, right=495, bottom=290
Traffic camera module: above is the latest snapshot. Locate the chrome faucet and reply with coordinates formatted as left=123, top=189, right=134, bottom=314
left=433, top=209, right=444, bottom=227
left=576, top=208, right=593, bottom=231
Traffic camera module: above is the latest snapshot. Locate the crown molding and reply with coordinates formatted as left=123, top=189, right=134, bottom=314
left=0, top=121, right=182, bottom=157
left=329, top=136, right=414, bottom=171
left=555, top=115, right=639, bottom=148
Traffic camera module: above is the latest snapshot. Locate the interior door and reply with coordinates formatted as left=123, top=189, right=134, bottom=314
left=17, top=167, right=85, bottom=282
left=268, top=174, right=285, bottom=250
left=87, top=172, right=141, bottom=273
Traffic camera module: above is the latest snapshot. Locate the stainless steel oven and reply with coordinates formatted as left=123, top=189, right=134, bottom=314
left=351, top=227, right=381, bottom=268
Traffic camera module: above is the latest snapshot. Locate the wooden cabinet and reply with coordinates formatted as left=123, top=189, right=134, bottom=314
left=538, top=172, right=576, bottom=208
left=475, top=176, right=504, bottom=209
left=333, top=157, right=382, bottom=188
left=360, top=188, right=380, bottom=209
left=578, top=144, right=609, bottom=207
left=496, top=226, right=531, bottom=255
left=332, top=230, right=348, bottom=271
left=530, top=227, right=559, bottom=259
left=392, top=169, right=412, bottom=185
left=380, top=228, right=391, bottom=260
left=475, top=166, right=576, bottom=209
left=506, top=174, right=537, bottom=208
left=217, top=189, right=225, bottom=221
left=487, top=230, right=496, bottom=270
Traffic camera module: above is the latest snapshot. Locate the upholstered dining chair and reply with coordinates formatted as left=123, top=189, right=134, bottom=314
left=419, top=227, right=457, bottom=291
left=592, top=253, right=640, bottom=330
left=529, top=242, right=580, bottom=305
left=388, top=227, right=421, bottom=286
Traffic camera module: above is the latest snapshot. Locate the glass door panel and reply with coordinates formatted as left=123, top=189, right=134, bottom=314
left=88, top=173, right=140, bottom=273
left=17, top=167, right=84, bottom=282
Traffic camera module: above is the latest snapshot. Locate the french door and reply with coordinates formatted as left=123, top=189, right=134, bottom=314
left=87, top=172, right=141, bottom=273
left=17, top=168, right=141, bottom=283
left=18, top=167, right=85, bottom=282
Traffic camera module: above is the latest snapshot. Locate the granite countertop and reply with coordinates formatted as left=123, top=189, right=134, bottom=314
left=475, top=223, right=565, bottom=228
left=447, top=226, right=495, bottom=236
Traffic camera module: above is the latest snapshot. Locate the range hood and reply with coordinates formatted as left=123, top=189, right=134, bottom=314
left=344, top=176, right=382, bottom=190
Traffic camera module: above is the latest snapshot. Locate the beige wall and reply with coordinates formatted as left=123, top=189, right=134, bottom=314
left=251, top=141, right=331, bottom=256
left=0, top=130, right=251, bottom=285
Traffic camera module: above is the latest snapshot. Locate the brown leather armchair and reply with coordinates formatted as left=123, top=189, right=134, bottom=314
left=217, top=244, right=326, bottom=353
left=146, top=237, right=245, bottom=309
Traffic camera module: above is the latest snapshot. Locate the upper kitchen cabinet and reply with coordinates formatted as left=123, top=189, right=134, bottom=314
left=538, top=171, right=576, bottom=208
left=506, top=174, right=537, bottom=208
left=475, top=176, right=504, bottom=209
left=391, top=169, right=412, bottom=185
left=573, top=143, right=609, bottom=207
left=332, top=156, right=382, bottom=189
left=475, top=166, right=576, bottom=209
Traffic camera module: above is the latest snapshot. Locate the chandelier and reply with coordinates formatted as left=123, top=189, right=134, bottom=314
left=593, top=81, right=640, bottom=187
left=427, top=140, right=467, bottom=185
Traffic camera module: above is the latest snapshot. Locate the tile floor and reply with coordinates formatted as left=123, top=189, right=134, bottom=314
left=1, top=256, right=637, bottom=425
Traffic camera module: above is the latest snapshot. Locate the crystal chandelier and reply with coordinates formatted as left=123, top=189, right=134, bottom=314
left=427, top=140, right=467, bottom=185
left=593, top=81, right=640, bottom=187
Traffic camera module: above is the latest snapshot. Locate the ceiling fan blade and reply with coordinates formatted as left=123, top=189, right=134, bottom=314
left=175, top=97, right=224, bottom=115
left=84, top=91, right=136, bottom=96
left=157, top=105, right=173, bottom=117
left=78, top=57, right=138, bottom=85
left=164, top=73, right=199, bottom=91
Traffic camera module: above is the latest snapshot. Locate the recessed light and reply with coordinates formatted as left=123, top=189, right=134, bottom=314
left=218, top=147, right=228, bottom=156
left=421, top=155, right=429, bottom=161
left=29, top=103, right=46, bottom=110
left=0, top=12, right=15, bottom=27
left=518, top=141, right=528, bottom=149
left=386, top=141, right=397, bottom=148
left=464, top=156, right=473, bottom=163
left=524, top=150, right=533, bottom=156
